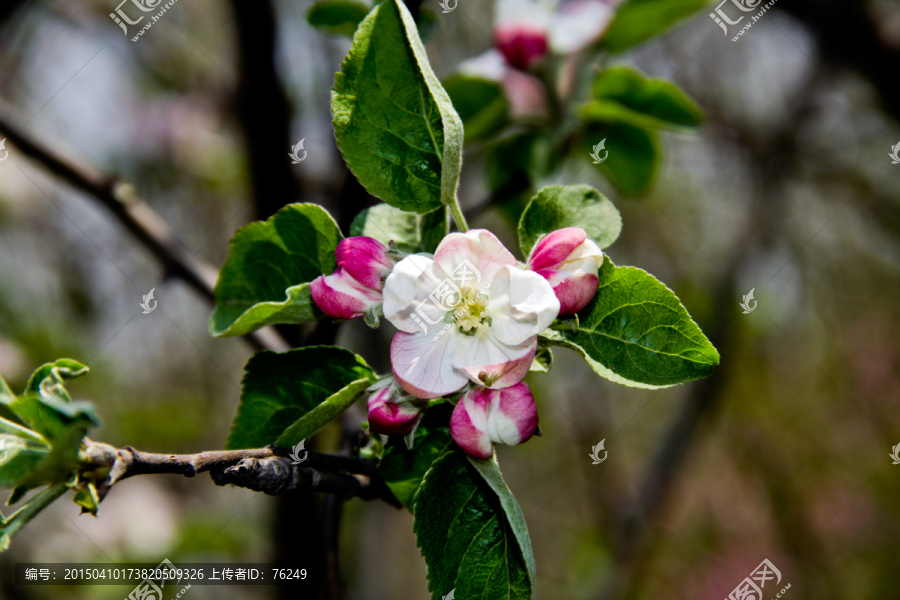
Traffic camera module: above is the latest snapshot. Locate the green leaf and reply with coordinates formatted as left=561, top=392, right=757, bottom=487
left=468, top=455, right=536, bottom=592
left=332, top=0, right=464, bottom=214
left=307, top=0, right=370, bottom=37
left=582, top=123, right=659, bottom=196
left=227, top=347, right=375, bottom=450
left=6, top=484, right=35, bottom=506
left=15, top=421, right=93, bottom=488
left=0, top=483, right=68, bottom=551
left=0, top=435, right=49, bottom=488
left=517, top=184, right=622, bottom=257
left=600, top=0, right=710, bottom=53
left=350, top=204, right=449, bottom=254
left=7, top=396, right=97, bottom=443
left=543, top=256, right=719, bottom=388
left=275, top=378, right=372, bottom=447
left=378, top=404, right=453, bottom=510
left=209, top=203, right=343, bottom=337
left=529, top=346, right=553, bottom=373
left=443, top=75, right=510, bottom=143
left=73, top=483, right=100, bottom=516
left=582, top=66, right=703, bottom=131
left=414, top=451, right=534, bottom=600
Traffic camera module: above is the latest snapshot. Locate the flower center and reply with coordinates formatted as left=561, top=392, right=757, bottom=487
left=451, top=287, right=491, bottom=335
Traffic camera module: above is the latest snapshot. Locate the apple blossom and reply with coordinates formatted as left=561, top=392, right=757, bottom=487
left=450, top=382, right=539, bottom=459
left=383, top=229, right=560, bottom=399
left=310, top=237, right=394, bottom=320
left=526, top=227, right=603, bottom=315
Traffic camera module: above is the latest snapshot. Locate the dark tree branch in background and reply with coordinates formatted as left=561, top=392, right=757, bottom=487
left=228, top=0, right=299, bottom=223
left=780, top=0, right=900, bottom=123
left=82, top=440, right=400, bottom=506
left=0, top=110, right=289, bottom=353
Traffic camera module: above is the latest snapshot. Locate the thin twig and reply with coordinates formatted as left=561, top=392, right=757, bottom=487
left=0, top=108, right=289, bottom=352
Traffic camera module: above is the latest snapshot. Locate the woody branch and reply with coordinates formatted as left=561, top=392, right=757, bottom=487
left=81, top=440, right=401, bottom=507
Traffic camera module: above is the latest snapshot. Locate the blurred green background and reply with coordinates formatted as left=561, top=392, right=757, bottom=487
left=1, top=0, right=899, bottom=599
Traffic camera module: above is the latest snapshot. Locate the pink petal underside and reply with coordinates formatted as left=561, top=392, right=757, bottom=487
left=391, top=330, right=469, bottom=399
left=487, top=382, right=539, bottom=446
left=550, top=272, right=599, bottom=315
left=310, top=271, right=380, bottom=319
left=450, top=392, right=494, bottom=459
left=527, top=227, right=587, bottom=272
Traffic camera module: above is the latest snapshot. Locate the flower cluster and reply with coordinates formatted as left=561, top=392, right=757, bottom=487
left=312, top=227, right=602, bottom=458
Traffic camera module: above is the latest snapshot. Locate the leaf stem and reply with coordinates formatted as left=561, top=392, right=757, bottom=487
left=448, top=194, right=469, bottom=233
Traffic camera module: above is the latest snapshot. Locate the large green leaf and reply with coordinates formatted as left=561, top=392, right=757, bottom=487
left=332, top=0, right=464, bottom=214
left=582, top=123, right=659, bottom=196
left=582, top=66, right=703, bottom=131
left=307, top=0, right=370, bottom=37
left=350, top=204, right=449, bottom=254
left=600, top=0, right=710, bottom=53
left=544, top=256, right=719, bottom=388
left=518, top=184, right=622, bottom=257
left=443, top=75, right=509, bottom=143
left=378, top=403, right=453, bottom=510
left=209, top=204, right=343, bottom=338
left=226, top=347, right=375, bottom=450
left=414, top=451, right=534, bottom=600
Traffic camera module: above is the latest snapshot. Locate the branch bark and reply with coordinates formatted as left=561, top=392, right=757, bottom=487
left=81, top=440, right=400, bottom=507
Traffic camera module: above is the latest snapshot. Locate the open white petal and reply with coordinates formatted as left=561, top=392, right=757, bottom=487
left=489, top=266, right=560, bottom=346
left=391, top=331, right=468, bottom=399
left=383, top=254, right=447, bottom=334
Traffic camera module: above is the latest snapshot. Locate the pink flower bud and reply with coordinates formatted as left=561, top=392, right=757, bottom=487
left=494, top=23, right=548, bottom=71
left=450, top=383, right=539, bottom=459
left=310, top=237, right=393, bottom=320
left=335, top=237, right=393, bottom=290
left=367, top=385, right=425, bottom=436
left=526, top=227, right=603, bottom=315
